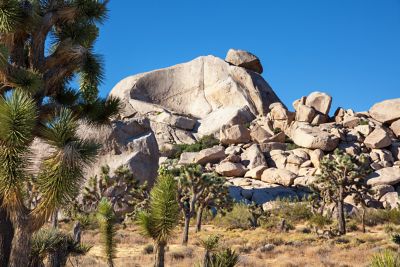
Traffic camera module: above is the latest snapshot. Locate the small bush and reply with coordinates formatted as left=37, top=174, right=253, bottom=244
left=171, top=135, right=219, bottom=158
left=370, top=250, right=400, bottom=267
left=361, top=208, right=400, bottom=226
left=358, top=120, right=369, bottom=126
left=270, top=198, right=313, bottom=222
left=384, top=224, right=400, bottom=234
left=212, top=203, right=252, bottom=230
left=170, top=247, right=194, bottom=261
left=142, top=244, right=154, bottom=254
left=346, top=220, right=358, bottom=232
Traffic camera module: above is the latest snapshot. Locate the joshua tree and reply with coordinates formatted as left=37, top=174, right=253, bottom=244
left=177, top=164, right=214, bottom=245
left=199, top=235, right=220, bottom=267
left=81, top=165, right=148, bottom=220
left=247, top=202, right=268, bottom=228
left=97, top=198, right=116, bottom=267
left=316, top=149, right=371, bottom=235
left=0, top=1, right=120, bottom=265
left=211, top=248, right=240, bottom=267
left=29, top=227, right=91, bottom=267
left=0, top=199, right=13, bottom=267
left=137, top=169, right=180, bottom=267
left=195, top=175, right=232, bottom=232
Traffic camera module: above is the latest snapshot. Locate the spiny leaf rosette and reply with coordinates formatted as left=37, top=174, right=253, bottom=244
left=0, top=1, right=120, bottom=266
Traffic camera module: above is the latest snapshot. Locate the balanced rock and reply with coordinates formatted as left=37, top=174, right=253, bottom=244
left=366, top=167, right=400, bottom=186
left=241, top=144, right=267, bottom=169
left=292, top=127, right=339, bottom=151
left=225, top=49, right=263, bottom=74
left=244, top=165, right=268, bottom=179
left=364, top=128, right=392, bottom=149
left=216, top=162, right=247, bottom=177
left=369, top=98, right=400, bottom=123
left=305, top=92, right=332, bottom=115
left=295, top=103, right=315, bottom=122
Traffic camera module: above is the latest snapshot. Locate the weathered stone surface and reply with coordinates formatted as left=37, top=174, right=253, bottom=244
left=391, top=143, right=400, bottom=161
left=270, top=103, right=290, bottom=120
left=310, top=149, right=324, bottom=168
left=154, top=111, right=197, bottom=130
left=178, top=152, right=198, bottom=165
left=216, top=162, right=247, bottom=177
left=195, top=146, right=226, bottom=165
left=250, top=124, right=272, bottom=143
left=342, top=116, right=361, bottom=129
left=222, top=154, right=242, bottom=163
left=366, top=167, right=400, bottom=186
left=305, top=92, right=332, bottom=115
left=354, top=124, right=372, bottom=136
left=293, top=176, right=318, bottom=187
left=371, top=184, right=395, bottom=199
left=391, top=119, right=400, bottom=138
left=381, top=192, right=400, bottom=209
left=364, top=128, right=392, bottom=149
left=241, top=144, right=267, bottom=169
left=225, top=145, right=242, bottom=155
left=244, top=165, right=268, bottom=179
left=225, top=49, right=263, bottom=74
left=220, top=124, right=251, bottom=145
left=369, top=98, right=400, bottom=123
left=292, top=127, right=339, bottom=151
left=261, top=168, right=297, bottom=186
left=295, top=104, right=315, bottom=122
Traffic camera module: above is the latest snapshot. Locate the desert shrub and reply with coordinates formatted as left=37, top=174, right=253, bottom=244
left=172, top=135, right=219, bottom=158
left=142, top=244, right=154, bottom=254
left=361, top=208, right=400, bottom=226
left=370, top=250, right=400, bottom=267
left=384, top=224, right=400, bottom=234
left=271, top=198, right=313, bottom=222
left=308, top=213, right=333, bottom=232
left=346, top=220, right=359, bottom=232
left=212, top=203, right=252, bottom=230
left=358, top=120, right=369, bottom=126
left=212, top=248, right=240, bottom=267
left=75, top=213, right=98, bottom=230
left=170, top=247, right=194, bottom=261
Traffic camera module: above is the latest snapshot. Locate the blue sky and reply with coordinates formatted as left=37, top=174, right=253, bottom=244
left=95, top=0, right=400, bottom=112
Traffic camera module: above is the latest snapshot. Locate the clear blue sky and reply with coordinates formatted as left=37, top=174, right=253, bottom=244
left=95, top=0, right=400, bottom=112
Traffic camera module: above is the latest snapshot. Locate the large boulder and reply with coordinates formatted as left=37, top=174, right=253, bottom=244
left=241, top=144, right=267, bottom=169
left=220, top=124, right=251, bottom=145
left=225, top=49, right=263, bottom=74
left=195, top=145, right=226, bottom=165
left=366, top=167, right=400, bottom=186
left=261, top=168, right=297, bottom=186
left=305, top=92, right=332, bottom=115
left=292, top=127, right=339, bottom=151
left=110, top=55, right=281, bottom=138
left=79, top=118, right=160, bottom=186
left=369, top=99, right=400, bottom=123
left=216, top=162, right=247, bottom=177
left=364, top=128, right=392, bottom=149
left=391, top=119, right=400, bottom=138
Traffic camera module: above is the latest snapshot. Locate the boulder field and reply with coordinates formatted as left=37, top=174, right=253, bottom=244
left=86, top=49, right=400, bottom=210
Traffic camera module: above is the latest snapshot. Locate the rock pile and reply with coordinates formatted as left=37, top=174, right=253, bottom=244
left=102, top=49, right=400, bottom=210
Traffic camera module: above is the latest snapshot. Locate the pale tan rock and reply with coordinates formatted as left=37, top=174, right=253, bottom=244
left=250, top=124, right=272, bottom=143
left=369, top=98, right=400, bottom=123
left=366, top=167, right=400, bottom=186
left=178, top=152, right=198, bottom=165
left=381, top=192, right=400, bottom=209
left=293, top=176, right=318, bottom=187
left=364, top=128, right=392, bottom=149
left=216, top=162, right=247, bottom=177
left=311, top=114, right=328, bottom=125
left=225, top=145, right=242, bottom=155
left=154, top=111, right=197, bottom=130
left=310, top=149, right=324, bottom=168
left=305, top=92, right=332, bottom=115
left=292, top=127, right=339, bottom=151
left=342, top=116, right=361, bottom=129
left=261, top=168, right=297, bottom=186
left=244, top=165, right=268, bottom=179
left=295, top=103, right=315, bottom=122
left=391, top=119, right=400, bottom=138
left=354, top=124, right=372, bottom=136
left=241, top=144, right=267, bottom=169
left=222, top=154, right=242, bottom=163
left=225, top=49, right=263, bottom=74
left=270, top=103, right=290, bottom=120
left=195, top=146, right=226, bottom=165
left=220, top=124, right=251, bottom=145
left=371, top=184, right=395, bottom=199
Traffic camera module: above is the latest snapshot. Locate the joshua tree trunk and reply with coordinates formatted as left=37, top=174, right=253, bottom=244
left=182, top=215, right=190, bottom=245
left=337, top=185, right=346, bottom=236
left=361, top=207, right=366, bottom=233
left=195, top=206, right=204, bottom=232
left=9, top=221, right=32, bottom=267
left=203, top=250, right=211, bottom=267
left=0, top=206, right=13, bottom=267
left=51, top=209, right=59, bottom=228
left=107, top=258, right=114, bottom=267
left=154, top=242, right=166, bottom=267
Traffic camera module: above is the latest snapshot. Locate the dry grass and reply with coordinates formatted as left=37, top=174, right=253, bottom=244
left=63, top=223, right=392, bottom=267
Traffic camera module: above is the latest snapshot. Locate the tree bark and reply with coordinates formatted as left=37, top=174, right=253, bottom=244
left=195, top=206, right=204, bottom=233
left=361, top=207, right=366, bottom=233
left=203, top=250, right=211, bottom=267
left=337, top=185, right=346, bottom=235
left=154, top=243, right=166, bottom=267
left=9, top=222, right=32, bottom=267
left=0, top=206, right=13, bottom=267
left=182, top=215, right=190, bottom=245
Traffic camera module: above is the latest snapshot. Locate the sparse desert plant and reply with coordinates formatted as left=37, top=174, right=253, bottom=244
left=211, top=248, right=240, bottom=267
left=271, top=198, right=313, bottom=222
left=30, top=228, right=91, bottom=267
left=308, top=213, right=333, bottom=236
left=137, top=169, right=180, bottom=267
left=248, top=202, right=269, bottom=228
left=172, top=135, right=219, bottom=158
left=81, top=165, right=149, bottom=220
left=0, top=1, right=120, bottom=264
left=370, top=249, right=400, bottom=267
left=199, top=235, right=220, bottom=267
left=315, top=149, right=371, bottom=235
left=96, top=198, right=117, bottom=267
left=143, top=244, right=154, bottom=255
left=213, top=203, right=252, bottom=230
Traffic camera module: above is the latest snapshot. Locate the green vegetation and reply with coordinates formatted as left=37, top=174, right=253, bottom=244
left=172, top=135, right=219, bottom=158
left=137, top=169, right=180, bottom=267
left=370, top=250, right=400, bottom=267
left=97, top=198, right=117, bottom=267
